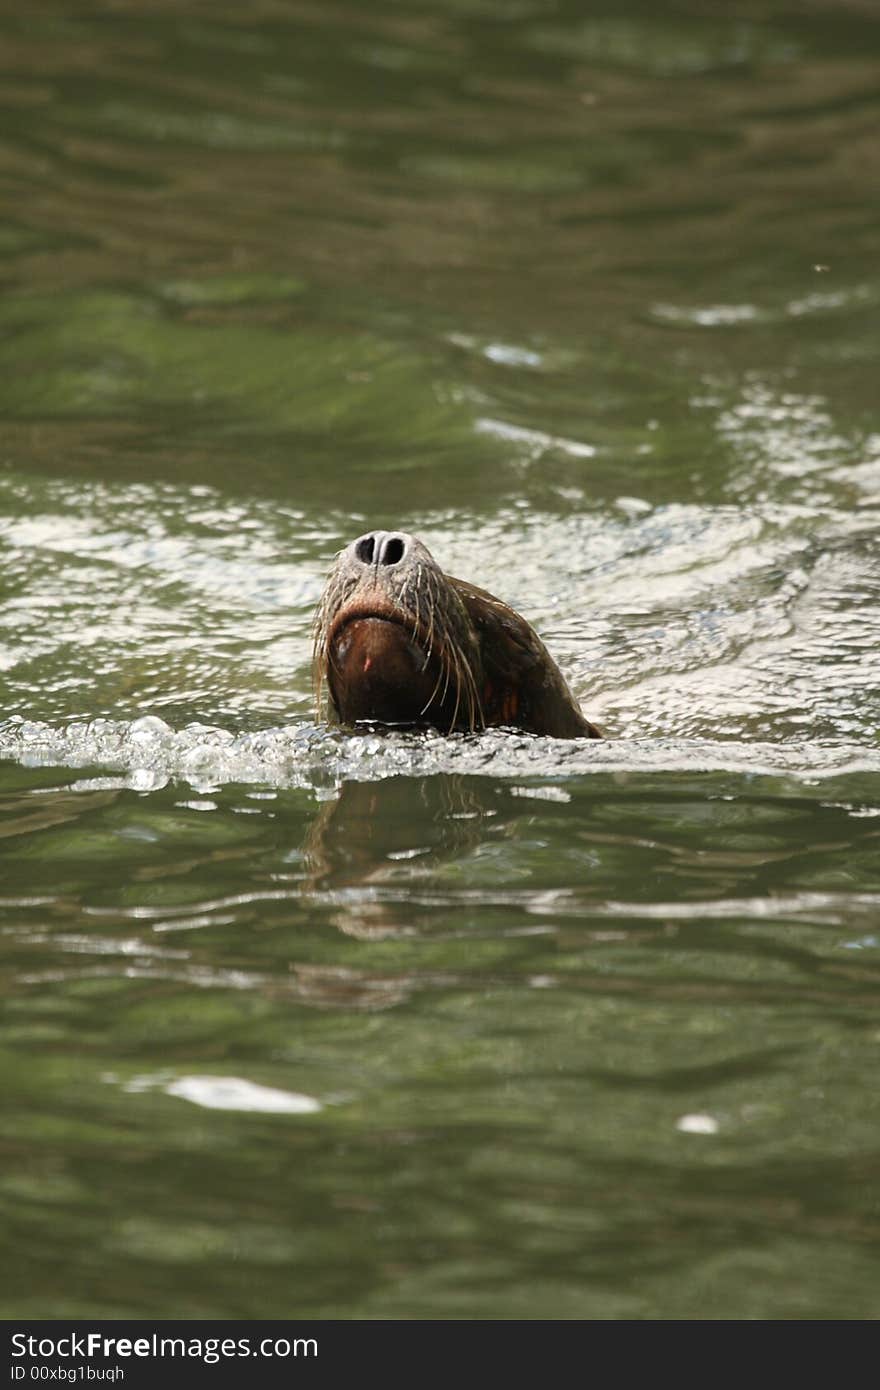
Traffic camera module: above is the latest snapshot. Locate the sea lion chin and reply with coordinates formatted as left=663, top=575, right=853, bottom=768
left=313, top=530, right=602, bottom=739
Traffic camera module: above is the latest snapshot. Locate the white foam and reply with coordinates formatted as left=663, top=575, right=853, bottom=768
left=2, top=715, right=879, bottom=791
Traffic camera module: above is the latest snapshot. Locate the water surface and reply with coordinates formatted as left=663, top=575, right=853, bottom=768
left=1, top=0, right=879, bottom=1320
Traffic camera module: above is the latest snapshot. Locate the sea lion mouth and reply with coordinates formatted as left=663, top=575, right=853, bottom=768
left=326, top=603, right=431, bottom=669
left=322, top=604, right=446, bottom=728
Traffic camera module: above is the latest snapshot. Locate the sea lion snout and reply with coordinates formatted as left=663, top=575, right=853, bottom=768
left=316, top=530, right=448, bottom=729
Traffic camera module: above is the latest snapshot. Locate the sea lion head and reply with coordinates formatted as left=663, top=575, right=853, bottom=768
left=314, top=530, right=484, bottom=731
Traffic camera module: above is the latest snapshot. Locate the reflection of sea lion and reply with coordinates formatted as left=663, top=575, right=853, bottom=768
left=304, top=776, right=488, bottom=941
left=314, top=531, right=601, bottom=738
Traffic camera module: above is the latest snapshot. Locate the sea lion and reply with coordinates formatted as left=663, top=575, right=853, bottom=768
left=313, top=530, right=601, bottom=739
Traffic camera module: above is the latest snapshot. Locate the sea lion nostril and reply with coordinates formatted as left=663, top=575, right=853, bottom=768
left=379, top=535, right=405, bottom=566
left=354, top=535, right=376, bottom=565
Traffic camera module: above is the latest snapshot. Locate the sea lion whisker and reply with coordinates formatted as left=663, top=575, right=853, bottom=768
left=448, top=654, right=463, bottom=733
left=450, top=635, right=475, bottom=733
left=457, top=646, right=482, bottom=733
left=419, top=669, right=445, bottom=719
left=425, top=581, right=436, bottom=667
left=437, top=644, right=454, bottom=713
left=420, top=638, right=453, bottom=718
left=413, top=565, right=431, bottom=671
left=421, top=650, right=449, bottom=718
left=312, top=611, right=327, bottom=718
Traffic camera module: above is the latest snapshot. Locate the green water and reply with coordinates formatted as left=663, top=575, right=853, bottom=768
left=1, top=0, right=879, bottom=1319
